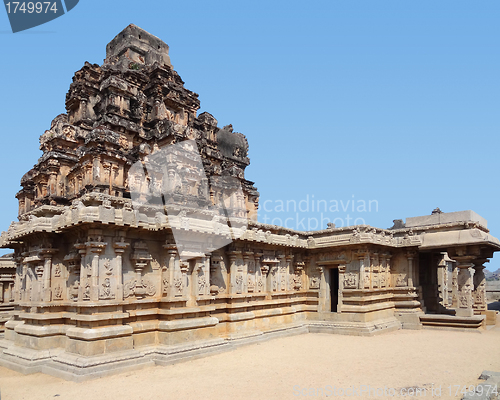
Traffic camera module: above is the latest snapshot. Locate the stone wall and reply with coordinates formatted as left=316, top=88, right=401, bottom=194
left=0, top=24, right=499, bottom=381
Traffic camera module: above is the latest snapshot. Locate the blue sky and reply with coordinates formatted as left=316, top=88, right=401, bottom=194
left=0, top=0, right=499, bottom=271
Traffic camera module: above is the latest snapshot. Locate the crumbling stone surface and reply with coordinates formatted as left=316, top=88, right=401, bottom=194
left=15, top=23, right=258, bottom=223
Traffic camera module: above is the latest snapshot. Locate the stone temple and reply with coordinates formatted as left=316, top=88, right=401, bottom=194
left=0, top=24, right=499, bottom=380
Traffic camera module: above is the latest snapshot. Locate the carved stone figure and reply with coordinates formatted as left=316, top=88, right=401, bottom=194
left=344, top=273, right=357, bottom=289
left=310, top=277, right=320, bottom=289
left=54, top=285, right=63, bottom=300
left=69, top=280, right=79, bottom=301
left=100, top=278, right=115, bottom=300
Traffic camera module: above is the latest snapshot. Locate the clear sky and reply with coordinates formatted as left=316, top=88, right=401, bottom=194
left=0, top=1, right=499, bottom=271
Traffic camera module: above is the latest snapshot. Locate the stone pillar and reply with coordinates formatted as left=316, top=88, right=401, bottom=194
left=254, top=252, right=263, bottom=293
left=227, top=252, right=237, bottom=294
left=318, top=266, right=326, bottom=311
left=293, top=259, right=305, bottom=291
left=372, top=253, right=379, bottom=289
left=407, top=251, right=415, bottom=288
left=473, top=260, right=487, bottom=314
left=75, top=244, right=87, bottom=301
left=48, top=169, right=58, bottom=196
left=338, top=265, right=346, bottom=313
left=260, top=264, right=269, bottom=293
left=113, top=239, right=129, bottom=302
left=451, top=262, right=458, bottom=308
left=90, top=250, right=100, bottom=301
left=42, top=256, right=52, bottom=302
left=278, top=254, right=287, bottom=292
left=41, top=250, right=56, bottom=302
left=14, top=258, right=22, bottom=302
left=385, top=253, right=392, bottom=288
left=243, top=252, right=253, bottom=293
left=454, top=256, right=475, bottom=317
left=8, top=282, right=13, bottom=302
left=228, top=251, right=242, bottom=295
left=269, top=264, right=279, bottom=293
left=179, top=261, right=189, bottom=297
left=89, top=247, right=105, bottom=301
left=378, top=254, right=386, bottom=288
left=437, top=252, right=448, bottom=308
left=21, top=261, right=28, bottom=302
left=34, top=265, right=44, bottom=302
left=195, top=256, right=209, bottom=297
left=162, top=244, right=177, bottom=298
left=356, top=251, right=368, bottom=289
left=285, top=255, right=294, bottom=291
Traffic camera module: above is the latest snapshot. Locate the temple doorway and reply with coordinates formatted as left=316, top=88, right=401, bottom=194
left=330, top=267, right=339, bottom=312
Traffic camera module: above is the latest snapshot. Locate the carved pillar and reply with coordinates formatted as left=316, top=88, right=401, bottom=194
left=228, top=251, right=242, bottom=294
left=260, top=264, right=269, bottom=293
left=21, top=261, right=28, bottom=302
left=293, top=259, right=305, bottom=291
left=406, top=251, right=415, bottom=288
left=90, top=249, right=101, bottom=301
left=41, top=249, right=56, bottom=302
left=227, top=252, right=237, bottom=294
left=74, top=243, right=88, bottom=301
left=318, top=266, right=326, bottom=311
left=34, top=265, right=44, bottom=302
left=13, top=257, right=22, bottom=302
left=436, top=252, right=448, bottom=308
left=208, top=252, right=224, bottom=296
left=195, top=256, right=209, bottom=297
left=356, top=251, right=367, bottom=289
left=48, top=169, right=58, bottom=196
left=473, top=260, right=487, bottom=314
left=453, top=255, right=475, bottom=317
left=88, top=244, right=106, bottom=301
left=162, top=243, right=177, bottom=298
left=451, top=262, right=458, bottom=307
left=378, top=254, right=386, bottom=288
left=7, top=282, right=13, bottom=302
left=243, top=251, right=254, bottom=293
left=278, top=254, right=287, bottom=292
left=371, top=253, right=379, bottom=289
left=102, top=161, right=112, bottom=195
left=113, top=239, right=129, bottom=301
left=338, top=264, right=346, bottom=313
left=179, top=262, right=189, bottom=297
left=112, top=165, right=119, bottom=195
left=127, top=241, right=155, bottom=299
left=285, top=254, right=294, bottom=291
left=67, top=259, right=80, bottom=302
left=385, top=253, right=392, bottom=288
left=254, top=252, right=263, bottom=293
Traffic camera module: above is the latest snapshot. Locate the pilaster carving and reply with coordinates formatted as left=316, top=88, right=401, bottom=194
left=126, top=241, right=155, bottom=299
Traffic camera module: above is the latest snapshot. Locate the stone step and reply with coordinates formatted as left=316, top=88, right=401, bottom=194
left=420, top=314, right=485, bottom=330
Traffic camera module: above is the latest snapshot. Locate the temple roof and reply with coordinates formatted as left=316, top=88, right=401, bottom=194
left=105, top=24, right=172, bottom=69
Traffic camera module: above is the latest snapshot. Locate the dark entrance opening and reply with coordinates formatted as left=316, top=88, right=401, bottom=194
left=330, top=268, right=339, bottom=312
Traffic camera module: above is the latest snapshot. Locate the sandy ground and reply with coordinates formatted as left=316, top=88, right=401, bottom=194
left=1, top=326, right=499, bottom=400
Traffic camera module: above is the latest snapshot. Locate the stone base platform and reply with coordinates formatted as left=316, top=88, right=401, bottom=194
left=0, top=323, right=312, bottom=382
left=308, top=318, right=402, bottom=336
left=0, top=307, right=15, bottom=333
left=420, top=314, right=486, bottom=331
left=0, top=319, right=401, bottom=381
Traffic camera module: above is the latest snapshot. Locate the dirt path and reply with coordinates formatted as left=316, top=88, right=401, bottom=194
left=1, top=328, right=499, bottom=400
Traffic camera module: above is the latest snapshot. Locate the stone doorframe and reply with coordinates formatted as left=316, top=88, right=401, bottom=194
left=317, top=262, right=346, bottom=313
